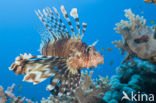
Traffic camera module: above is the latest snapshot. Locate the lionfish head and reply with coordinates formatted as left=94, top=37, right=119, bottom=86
left=85, top=45, right=104, bottom=69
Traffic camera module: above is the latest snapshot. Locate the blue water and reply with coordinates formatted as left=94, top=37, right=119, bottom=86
left=0, top=0, right=156, bottom=101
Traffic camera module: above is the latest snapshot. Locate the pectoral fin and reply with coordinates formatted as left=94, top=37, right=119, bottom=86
left=9, top=53, right=66, bottom=85
left=10, top=53, right=81, bottom=96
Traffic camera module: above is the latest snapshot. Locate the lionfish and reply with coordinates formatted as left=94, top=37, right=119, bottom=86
left=9, top=5, right=104, bottom=96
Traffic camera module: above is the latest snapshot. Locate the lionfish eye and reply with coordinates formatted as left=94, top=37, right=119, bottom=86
left=86, top=46, right=93, bottom=53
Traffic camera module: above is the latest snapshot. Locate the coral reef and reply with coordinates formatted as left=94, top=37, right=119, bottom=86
left=2, top=7, right=156, bottom=103
left=103, top=60, right=156, bottom=103
left=109, top=9, right=156, bottom=103
left=0, top=84, right=34, bottom=103
left=0, top=71, right=110, bottom=103
left=41, top=71, right=111, bottom=103
left=144, top=0, right=156, bottom=4
left=113, top=9, right=156, bottom=64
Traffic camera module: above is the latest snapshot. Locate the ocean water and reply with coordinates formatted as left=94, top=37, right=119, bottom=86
left=0, top=0, right=156, bottom=101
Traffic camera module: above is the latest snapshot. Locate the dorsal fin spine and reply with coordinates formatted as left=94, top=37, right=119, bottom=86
left=45, top=8, right=65, bottom=39
left=70, top=8, right=81, bottom=39
left=81, top=23, right=87, bottom=39
left=60, top=5, right=76, bottom=39
left=52, top=7, right=71, bottom=38
left=35, top=10, right=57, bottom=41
left=43, top=8, right=61, bottom=39
left=36, top=6, right=87, bottom=42
left=48, top=7, right=68, bottom=37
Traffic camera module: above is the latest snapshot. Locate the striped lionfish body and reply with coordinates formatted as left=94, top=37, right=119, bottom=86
left=9, top=5, right=104, bottom=97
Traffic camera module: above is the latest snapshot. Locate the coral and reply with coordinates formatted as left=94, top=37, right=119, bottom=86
left=109, top=9, right=156, bottom=103
left=144, top=0, right=156, bottom=4
left=113, top=9, right=156, bottom=64
left=0, top=86, right=7, bottom=103
left=41, top=71, right=111, bottom=103
left=0, top=71, right=110, bottom=103
left=3, top=7, right=156, bottom=103
left=103, top=60, right=156, bottom=103
left=0, top=84, right=34, bottom=103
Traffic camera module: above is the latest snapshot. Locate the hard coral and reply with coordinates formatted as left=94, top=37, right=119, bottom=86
left=0, top=84, right=34, bottom=103
left=113, top=9, right=156, bottom=64
left=103, top=60, right=156, bottom=103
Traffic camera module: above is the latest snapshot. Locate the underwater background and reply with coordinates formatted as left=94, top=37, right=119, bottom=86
left=0, top=0, right=156, bottom=102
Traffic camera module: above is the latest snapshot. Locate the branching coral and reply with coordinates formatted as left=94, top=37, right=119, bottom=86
left=108, top=9, right=156, bottom=103
left=0, top=84, right=34, bottom=103
left=0, top=86, right=7, bottom=103
left=103, top=60, right=156, bottom=103
left=113, top=9, right=156, bottom=64
left=41, top=71, right=111, bottom=103
left=144, top=0, right=156, bottom=4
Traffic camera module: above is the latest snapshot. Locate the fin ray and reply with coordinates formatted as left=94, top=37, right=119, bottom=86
left=60, top=5, right=76, bottom=38
left=70, top=8, right=81, bottom=39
